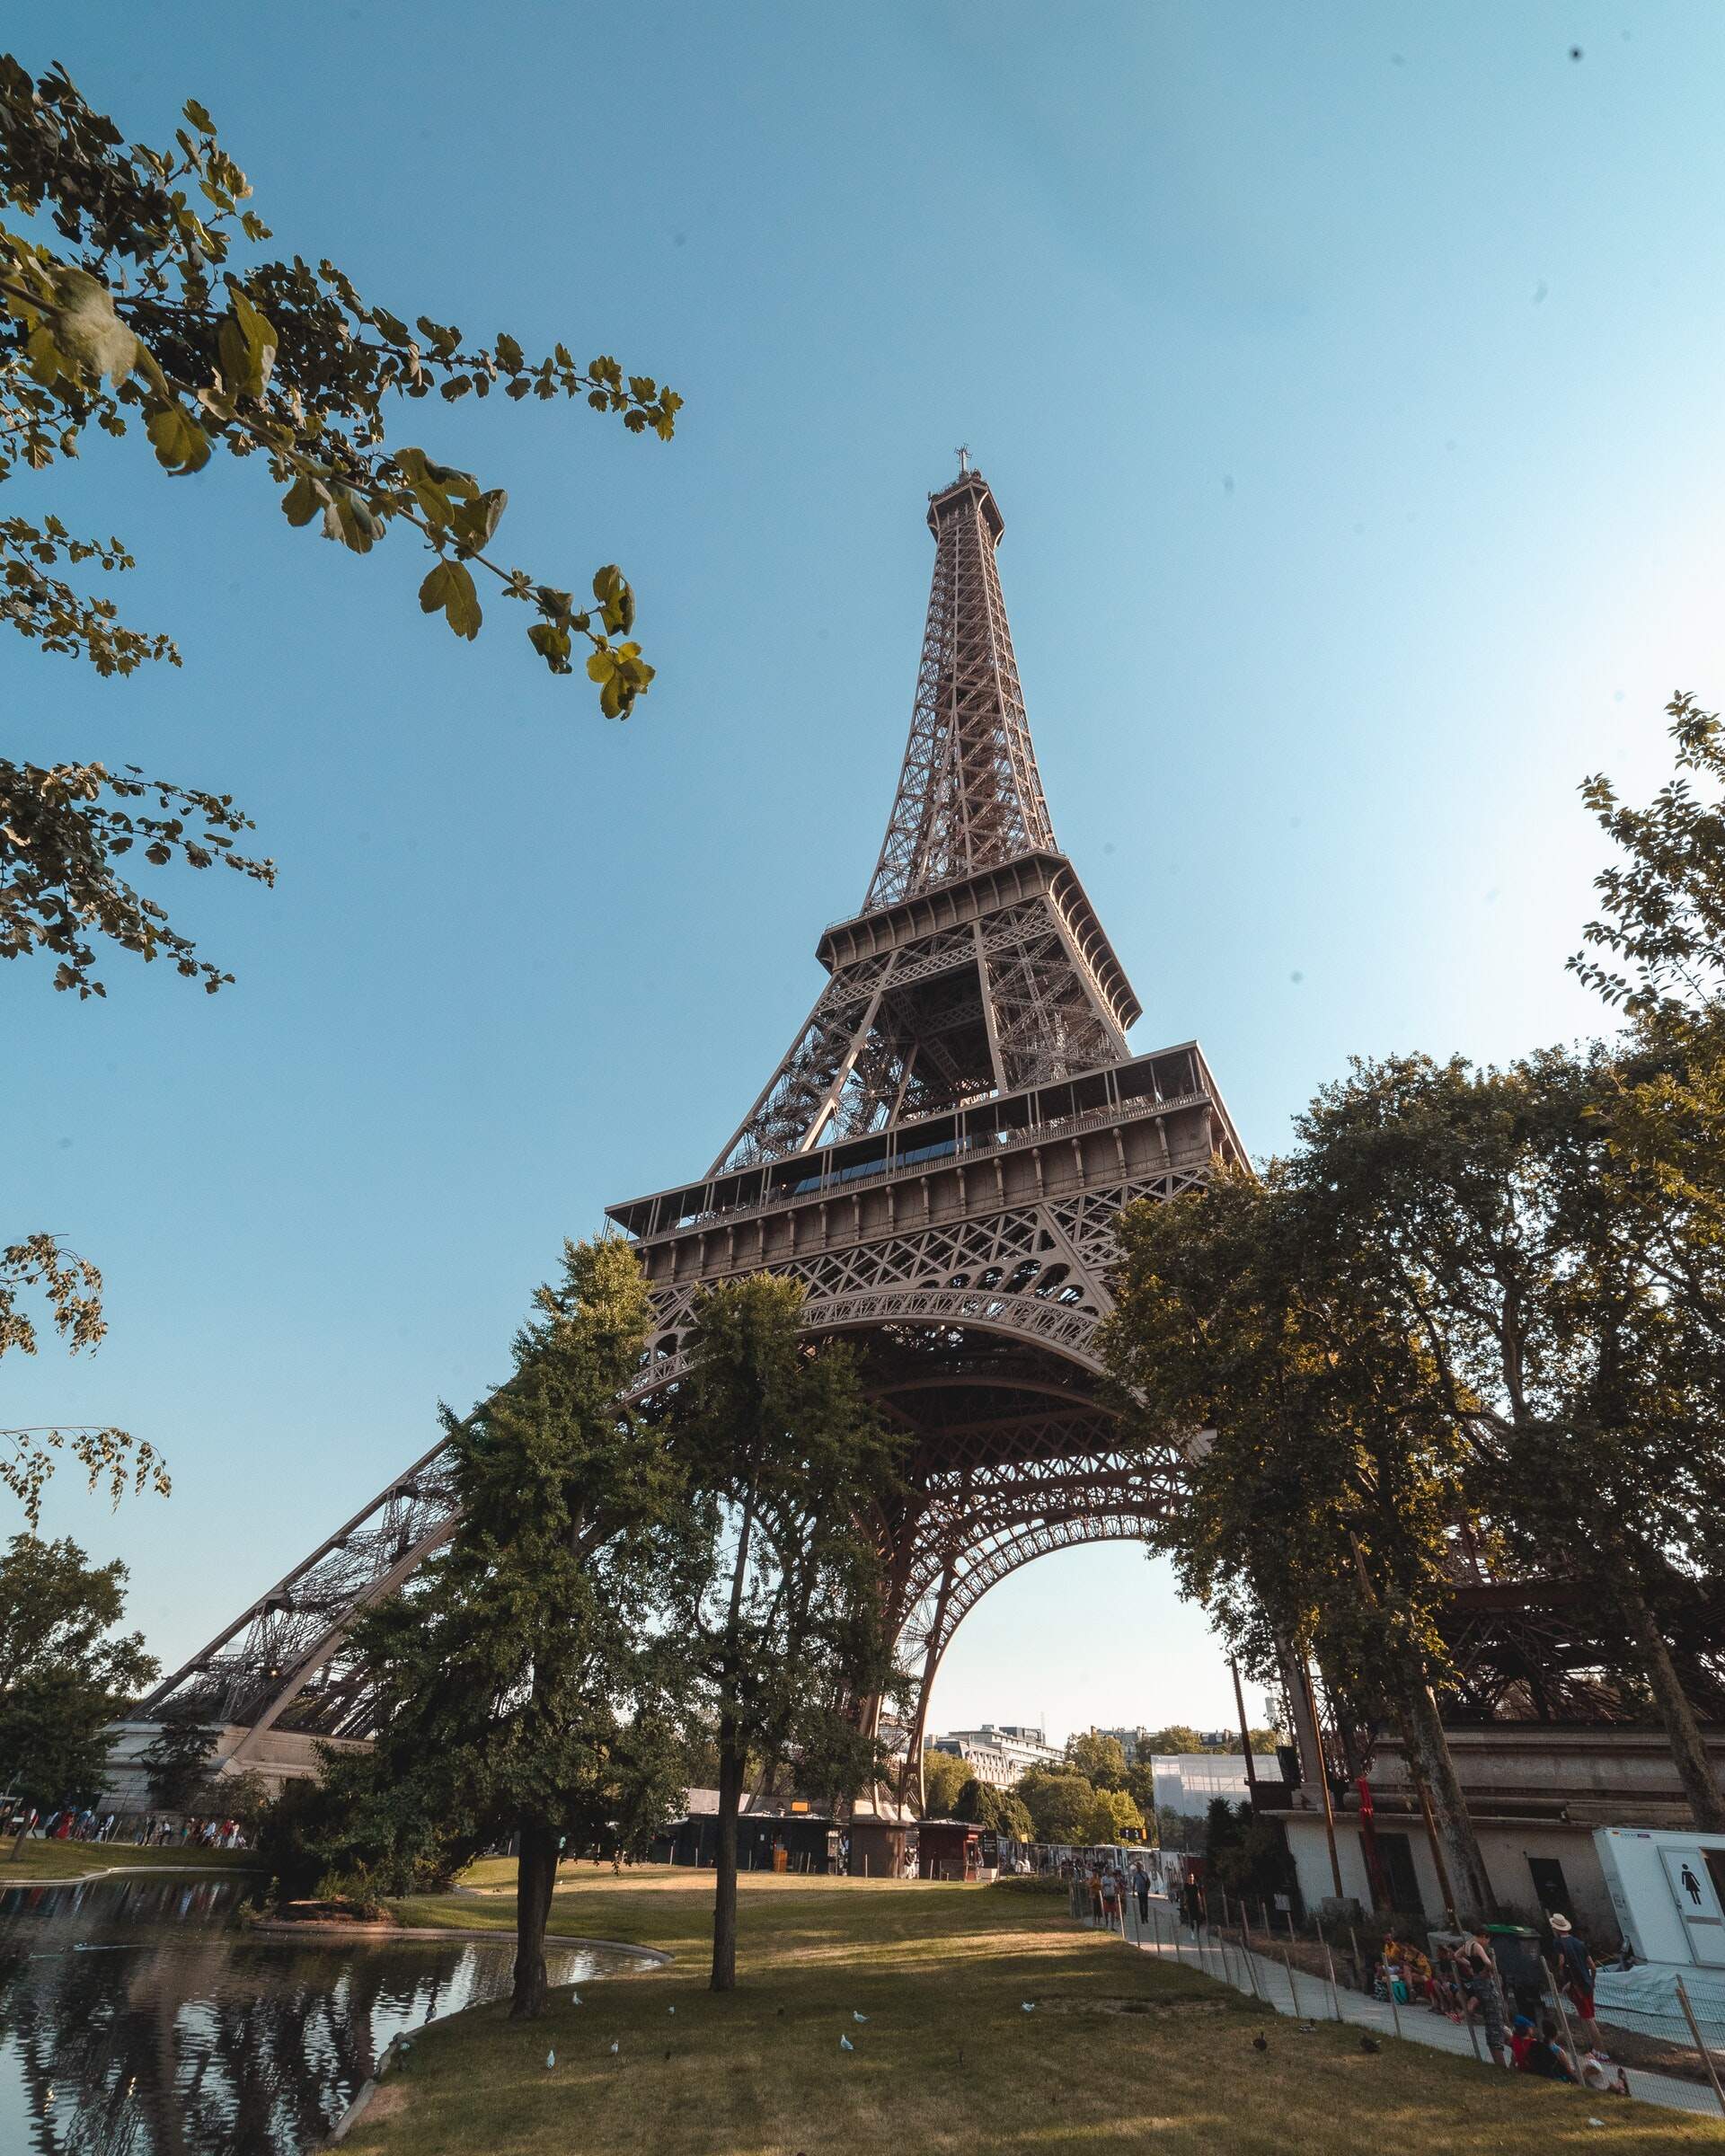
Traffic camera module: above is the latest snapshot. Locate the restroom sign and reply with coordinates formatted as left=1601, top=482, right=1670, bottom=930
left=1661, top=1846, right=1725, bottom=1967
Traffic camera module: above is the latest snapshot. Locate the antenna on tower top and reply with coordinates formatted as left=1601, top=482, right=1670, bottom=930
left=955, top=443, right=971, bottom=477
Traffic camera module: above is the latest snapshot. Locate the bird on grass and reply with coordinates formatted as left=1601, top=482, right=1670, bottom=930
left=544, top=2050, right=556, bottom=2071
left=1021, top=2002, right=1037, bottom=2014
left=1252, top=2033, right=1269, bottom=2053
left=668, top=2006, right=677, bottom=2015
left=1359, top=2036, right=1381, bottom=2054
left=852, top=2011, right=868, bottom=2023
left=570, top=1992, right=581, bottom=2008
left=839, top=2034, right=855, bottom=2052
left=608, top=2041, right=620, bottom=2056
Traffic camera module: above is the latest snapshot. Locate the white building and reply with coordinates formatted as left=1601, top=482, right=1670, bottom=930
left=928, top=1723, right=1065, bottom=1788
left=1146, top=1754, right=1256, bottom=1814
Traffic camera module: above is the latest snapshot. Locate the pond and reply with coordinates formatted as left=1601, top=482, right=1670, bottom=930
left=0, top=1870, right=658, bottom=2155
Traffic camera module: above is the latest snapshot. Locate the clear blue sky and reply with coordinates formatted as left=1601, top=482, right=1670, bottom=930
left=9, top=3, right=1725, bottom=1746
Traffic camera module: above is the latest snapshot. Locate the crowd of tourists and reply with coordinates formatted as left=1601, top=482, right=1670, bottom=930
left=1371, top=1913, right=1627, bottom=2092
left=1058, top=1847, right=1640, bottom=2099
left=0, top=1801, right=249, bottom=1851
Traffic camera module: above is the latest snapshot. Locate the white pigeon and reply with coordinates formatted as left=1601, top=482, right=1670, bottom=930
left=1021, top=2002, right=1037, bottom=2014
left=571, top=1992, right=582, bottom=2007
left=853, top=2011, right=868, bottom=2023
left=544, top=2050, right=556, bottom=2070
left=839, top=2034, right=855, bottom=2052
left=668, top=2006, right=677, bottom=2015
left=608, top=2041, right=620, bottom=2056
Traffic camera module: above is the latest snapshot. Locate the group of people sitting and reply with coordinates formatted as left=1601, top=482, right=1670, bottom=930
left=1375, top=1913, right=1629, bottom=2092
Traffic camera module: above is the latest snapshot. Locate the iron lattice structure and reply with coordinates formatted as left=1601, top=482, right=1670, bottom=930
left=142, top=464, right=1245, bottom=1788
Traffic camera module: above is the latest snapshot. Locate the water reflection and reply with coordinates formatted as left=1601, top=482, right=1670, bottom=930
left=0, top=1874, right=651, bottom=2155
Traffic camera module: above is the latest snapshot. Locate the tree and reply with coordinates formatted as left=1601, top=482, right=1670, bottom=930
left=952, top=1777, right=1033, bottom=1840
left=1140, top=1725, right=1207, bottom=1756
left=1298, top=1047, right=1725, bottom=1832
left=1572, top=690, right=1725, bottom=1019
left=672, top=1276, right=900, bottom=1992
left=0, top=1533, right=155, bottom=1812
left=1082, top=1786, right=1146, bottom=1846
left=2, top=56, right=680, bottom=998
left=140, top=1715, right=218, bottom=1812
left=1015, top=1769, right=1096, bottom=1845
left=1204, top=1798, right=1295, bottom=1904
left=1102, top=1164, right=1498, bottom=1918
left=1065, top=1729, right=1127, bottom=1789
left=1157, top=1806, right=1206, bottom=1851
left=332, top=1237, right=700, bottom=2015
left=1124, top=1759, right=1158, bottom=1820
left=1, top=1233, right=166, bottom=1524
left=920, top=1746, right=968, bottom=1816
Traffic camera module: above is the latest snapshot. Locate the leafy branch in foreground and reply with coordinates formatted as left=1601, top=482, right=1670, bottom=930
left=1, top=56, right=678, bottom=993
left=0, top=1234, right=167, bottom=1526
left=1573, top=690, right=1725, bottom=1017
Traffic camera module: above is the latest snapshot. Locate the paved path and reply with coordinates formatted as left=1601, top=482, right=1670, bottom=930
left=1107, top=1892, right=1721, bottom=2124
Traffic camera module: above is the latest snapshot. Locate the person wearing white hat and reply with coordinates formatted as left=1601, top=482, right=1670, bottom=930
left=1548, top=1913, right=1603, bottom=2046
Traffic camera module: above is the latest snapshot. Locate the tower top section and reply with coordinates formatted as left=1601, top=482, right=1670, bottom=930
left=863, top=464, right=1056, bottom=912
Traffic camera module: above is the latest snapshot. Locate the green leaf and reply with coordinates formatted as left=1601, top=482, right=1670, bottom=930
left=590, top=564, right=633, bottom=635
left=323, top=490, right=381, bottom=553
left=450, top=489, right=507, bottom=552
left=217, top=287, right=278, bottom=399
left=420, top=558, right=482, bottom=640
left=281, top=473, right=323, bottom=526
left=528, top=621, right=572, bottom=672
left=146, top=404, right=211, bottom=475
left=183, top=97, right=217, bottom=133
left=494, top=331, right=524, bottom=371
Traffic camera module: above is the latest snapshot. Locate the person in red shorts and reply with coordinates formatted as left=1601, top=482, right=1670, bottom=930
left=1549, top=1913, right=1603, bottom=2048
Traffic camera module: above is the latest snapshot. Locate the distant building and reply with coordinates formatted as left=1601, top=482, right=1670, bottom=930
left=1094, top=1726, right=1151, bottom=1763
left=1146, top=1753, right=1255, bottom=1813
left=928, top=1723, right=1065, bottom=1788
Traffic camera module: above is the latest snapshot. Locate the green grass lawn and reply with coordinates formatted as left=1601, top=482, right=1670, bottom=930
left=338, top=1864, right=1723, bottom=2155
left=0, top=1840, right=260, bottom=1882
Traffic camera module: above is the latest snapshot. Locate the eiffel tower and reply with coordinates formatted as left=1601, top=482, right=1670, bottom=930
left=140, top=460, right=1244, bottom=1799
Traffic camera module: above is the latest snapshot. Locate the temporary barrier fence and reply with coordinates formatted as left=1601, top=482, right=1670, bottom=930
left=1108, top=1887, right=1725, bottom=2122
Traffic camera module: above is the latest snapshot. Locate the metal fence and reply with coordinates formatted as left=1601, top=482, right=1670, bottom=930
left=1075, top=1882, right=1725, bottom=2124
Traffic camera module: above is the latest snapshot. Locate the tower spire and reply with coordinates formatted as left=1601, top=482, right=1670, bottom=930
left=862, top=464, right=1055, bottom=913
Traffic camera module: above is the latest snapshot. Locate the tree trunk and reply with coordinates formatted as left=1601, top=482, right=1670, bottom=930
left=1398, top=1683, right=1497, bottom=1922
left=1613, top=1566, right=1725, bottom=1832
left=711, top=1726, right=745, bottom=1992
left=511, top=1817, right=559, bottom=2019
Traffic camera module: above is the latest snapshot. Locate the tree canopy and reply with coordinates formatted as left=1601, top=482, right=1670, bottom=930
left=1015, top=1769, right=1096, bottom=1845
left=323, top=1237, right=700, bottom=2014
left=920, top=1746, right=968, bottom=1816
left=670, top=1275, right=900, bottom=1990
left=952, top=1776, right=1033, bottom=1840
left=2, top=56, right=678, bottom=997
left=1065, top=1728, right=1127, bottom=1789
left=0, top=1533, right=155, bottom=1810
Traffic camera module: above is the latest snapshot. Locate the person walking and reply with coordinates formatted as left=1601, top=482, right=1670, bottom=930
left=1131, top=1860, right=1150, bottom=1926
left=1549, top=1914, right=1603, bottom=2047
left=1455, top=1922, right=1508, bottom=2067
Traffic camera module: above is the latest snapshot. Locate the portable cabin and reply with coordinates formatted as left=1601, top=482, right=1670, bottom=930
left=849, top=1817, right=916, bottom=1879
left=917, top=1819, right=981, bottom=1880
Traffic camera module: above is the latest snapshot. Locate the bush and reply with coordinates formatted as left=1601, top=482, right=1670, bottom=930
left=991, top=1873, right=1066, bottom=1895
left=251, top=1758, right=473, bottom=1910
